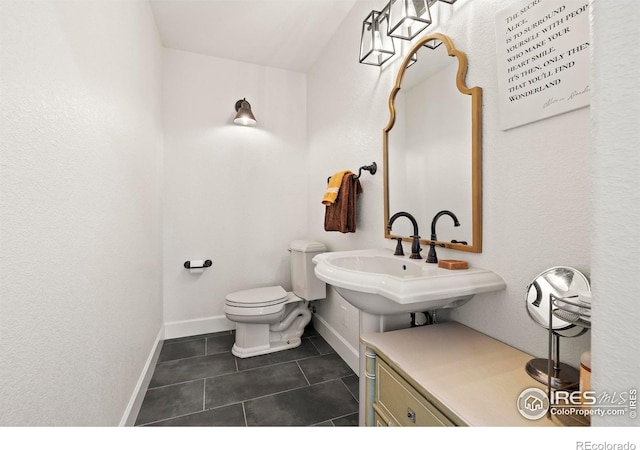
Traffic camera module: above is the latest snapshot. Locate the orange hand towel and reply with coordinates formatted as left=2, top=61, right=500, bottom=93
left=322, top=170, right=352, bottom=205
left=324, top=173, right=362, bottom=233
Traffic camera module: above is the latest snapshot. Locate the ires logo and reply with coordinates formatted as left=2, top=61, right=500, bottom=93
left=518, top=387, right=638, bottom=420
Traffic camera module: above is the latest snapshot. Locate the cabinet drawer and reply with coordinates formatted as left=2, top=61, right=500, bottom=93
left=376, top=358, right=454, bottom=427
left=373, top=402, right=398, bottom=426
left=374, top=411, right=387, bottom=427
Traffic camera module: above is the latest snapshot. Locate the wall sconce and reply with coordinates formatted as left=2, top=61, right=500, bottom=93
left=233, top=98, right=257, bottom=126
left=359, top=10, right=396, bottom=66
left=359, top=0, right=456, bottom=67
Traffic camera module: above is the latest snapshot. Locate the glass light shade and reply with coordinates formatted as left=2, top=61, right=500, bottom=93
left=234, top=99, right=256, bottom=126
left=359, top=10, right=395, bottom=66
left=439, top=0, right=457, bottom=4
left=388, top=0, right=432, bottom=40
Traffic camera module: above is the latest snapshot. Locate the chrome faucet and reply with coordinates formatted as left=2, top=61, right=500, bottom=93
left=426, top=210, right=460, bottom=264
left=387, top=212, right=422, bottom=259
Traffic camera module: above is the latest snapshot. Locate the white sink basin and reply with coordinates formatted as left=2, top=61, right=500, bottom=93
left=313, top=249, right=506, bottom=315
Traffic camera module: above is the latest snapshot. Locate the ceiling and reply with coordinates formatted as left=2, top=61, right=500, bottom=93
left=149, top=0, right=358, bottom=73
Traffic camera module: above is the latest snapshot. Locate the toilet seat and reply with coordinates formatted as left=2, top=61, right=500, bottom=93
left=225, top=286, right=289, bottom=308
left=225, top=286, right=294, bottom=321
left=225, top=286, right=294, bottom=318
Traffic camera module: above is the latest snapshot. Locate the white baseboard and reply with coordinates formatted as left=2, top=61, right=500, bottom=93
left=312, top=314, right=359, bottom=374
left=120, top=327, right=164, bottom=427
left=164, top=314, right=235, bottom=340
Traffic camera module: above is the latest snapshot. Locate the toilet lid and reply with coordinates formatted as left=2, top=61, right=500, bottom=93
left=225, top=286, right=288, bottom=308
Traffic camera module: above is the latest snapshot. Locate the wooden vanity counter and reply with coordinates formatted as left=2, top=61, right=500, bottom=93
left=360, top=321, right=586, bottom=427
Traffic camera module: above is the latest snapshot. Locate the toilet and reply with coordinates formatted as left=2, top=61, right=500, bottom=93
left=224, top=240, right=326, bottom=358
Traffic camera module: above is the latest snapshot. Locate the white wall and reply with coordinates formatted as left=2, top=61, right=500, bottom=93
left=590, top=0, right=640, bottom=427
left=161, top=49, right=308, bottom=336
left=307, top=0, right=591, bottom=371
left=0, top=1, right=163, bottom=425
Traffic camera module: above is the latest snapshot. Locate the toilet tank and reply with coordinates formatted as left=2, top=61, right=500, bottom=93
left=289, top=240, right=326, bottom=300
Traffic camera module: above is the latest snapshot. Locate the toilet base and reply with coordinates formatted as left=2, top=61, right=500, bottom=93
left=230, top=301, right=312, bottom=358
left=231, top=336, right=303, bottom=358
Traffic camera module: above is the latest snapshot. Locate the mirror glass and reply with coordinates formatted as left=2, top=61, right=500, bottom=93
left=384, top=34, right=482, bottom=253
left=525, top=266, right=590, bottom=335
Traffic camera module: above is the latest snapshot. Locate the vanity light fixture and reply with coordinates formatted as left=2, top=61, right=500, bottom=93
left=233, top=98, right=257, bottom=126
left=388, top=0, right=432, bottom=40
left=359, top=0, right=456, bottom=67
left=359, top=10, right=396, bottom=66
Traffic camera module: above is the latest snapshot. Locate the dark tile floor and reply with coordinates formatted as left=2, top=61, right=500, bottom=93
left=135, top=326, right=359, bottom=426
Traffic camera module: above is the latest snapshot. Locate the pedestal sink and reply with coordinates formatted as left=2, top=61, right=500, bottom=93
left=313, top=248, right=506, bottom=315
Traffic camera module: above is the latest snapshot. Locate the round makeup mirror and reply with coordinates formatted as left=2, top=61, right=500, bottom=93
left=525, top=266, right=590, bottom=335
left=525, top=266, right=591, bottom=389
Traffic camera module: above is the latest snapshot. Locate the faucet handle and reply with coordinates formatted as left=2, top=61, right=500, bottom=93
left=392, top=238, right=404, bottom=256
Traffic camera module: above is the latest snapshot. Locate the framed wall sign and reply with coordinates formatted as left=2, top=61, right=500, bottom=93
left=496, top=0, right=590, bottom=130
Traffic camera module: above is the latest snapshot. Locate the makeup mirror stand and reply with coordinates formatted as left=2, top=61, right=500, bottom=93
left=526, top=293, right=591, bottom=399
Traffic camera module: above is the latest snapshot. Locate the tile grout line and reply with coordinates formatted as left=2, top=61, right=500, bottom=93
left=203, top=377, right=206, bottom=412
left=146, top=368, right=238, bottom=391
left=241, top=402, right=248, bottom=427
left=340, top=376, right=359, bottom=403
left=296, top=360, right=311, bottom=386
left=307, top=336, right=319, bottom=353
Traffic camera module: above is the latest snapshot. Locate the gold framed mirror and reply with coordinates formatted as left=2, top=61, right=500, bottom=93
left=383, top=33, right=482, bottom=254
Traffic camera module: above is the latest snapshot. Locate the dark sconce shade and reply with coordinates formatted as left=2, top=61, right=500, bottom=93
left=234, top=98, right=256, bottom=126
left=387, top=0, right=432, bottom=41
left=359, top=10, right=395, bottom=66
